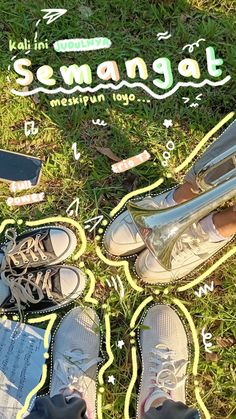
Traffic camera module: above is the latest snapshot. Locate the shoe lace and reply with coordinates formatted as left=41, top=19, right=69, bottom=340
left=1, top=228, right=49, bottom=272
left=54, top=348, right=101, bottom=396
left=149, top=344, right=188, bottom=392
left=173, top=223, right=209, bottom=258
left=1, top=268, right=54, bottom=320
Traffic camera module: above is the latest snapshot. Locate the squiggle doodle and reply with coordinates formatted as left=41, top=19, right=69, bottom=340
left=92, top=119, right=107, bottom=126
left=201, top=327, right=213, bottom=353
left=157, top=31, right=172, bottom=41
left=106, top=275, right=125, bottom=299
left=11, top=76, right=231, bottom=100
left=182, top=38, right=206, bottom=53
left=194, top=281, right=214, bottom=297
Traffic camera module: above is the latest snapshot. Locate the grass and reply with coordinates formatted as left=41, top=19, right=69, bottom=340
left=0, top=0, right=236, bottom=418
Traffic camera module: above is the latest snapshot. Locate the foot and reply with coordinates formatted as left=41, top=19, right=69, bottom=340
left=103, top=188, right=176, bottom=256
left=0, top=265, right=86, bottom=313
left=137, top=305, right=188, bottom=419
left=135, top=222, right=231, bottom=283
left=0, top=226, right=77, bottom=272
left=50, top=307, right=101, bottom=419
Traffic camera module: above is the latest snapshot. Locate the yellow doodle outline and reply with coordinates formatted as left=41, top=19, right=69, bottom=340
left=110, top=178, right=164, bottom=218
left=96, top=246, right=143, bottom=292
left=124, top=296, right=153, bottom=418
left=97, top=309, right=114, bottom=419
left=172, top=298, right=211, bottom=419
left=0, top=219, right=16, bottom=233
left=85, top=269, right=99, bottom=305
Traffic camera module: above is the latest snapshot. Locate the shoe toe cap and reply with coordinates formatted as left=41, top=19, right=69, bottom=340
left=59, top=267, right=85, bottom=297
left=50, top=229, right=74, bottom=257
left=135, top=249, right=173, bottom=283
left=103, top=211, right=144, bottom=256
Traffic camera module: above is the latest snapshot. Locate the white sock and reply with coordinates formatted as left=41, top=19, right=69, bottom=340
left=199, top=214, right=230, bottom=242
left=144, top=389, right=171, bottom=413
left=164, top=189, right=177, bottom=207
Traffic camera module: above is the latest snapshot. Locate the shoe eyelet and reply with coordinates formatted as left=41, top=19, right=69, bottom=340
left=48, top=296, right=54, bottom=300
left=42, top=256, right=47, bottom=261
left=46, top=269, right=51, bottom=274
left=15, top=261, right=19, bottom=266
left=33, top=257, right=39, bottom=262
left=10, top=297, right=15, bottom=303
left=36, top=234, right=41, bottom=239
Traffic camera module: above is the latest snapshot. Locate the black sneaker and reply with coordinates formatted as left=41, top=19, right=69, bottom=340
left=0, top=265, right=86, bottom=314
left=0, top=226, right=77, bottom=272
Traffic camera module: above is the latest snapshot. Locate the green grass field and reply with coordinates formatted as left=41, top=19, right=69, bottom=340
left=0, top=0, right=236, bottom=418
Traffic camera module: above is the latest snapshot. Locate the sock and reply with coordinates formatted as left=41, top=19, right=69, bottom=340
left=199, top=214, right=230, bottom=242
left=144, top=389, right=171, bottom=413
left=164, top=189, right=177, bottom=207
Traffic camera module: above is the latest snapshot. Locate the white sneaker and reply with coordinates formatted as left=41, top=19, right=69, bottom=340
left=137, top=305, right=188, bottom=419
left=103, top=188, right=176, bottom=256
left=135, top=222, right=231, bottom=284
left=50, top=307, right=102, bottom=419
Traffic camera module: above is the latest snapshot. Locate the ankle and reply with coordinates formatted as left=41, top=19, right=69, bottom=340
left=173, top=182, right=198, bottom=204
left=213, top=208, right=236, bottom=238
left=150, top=396, right=168, bottom=409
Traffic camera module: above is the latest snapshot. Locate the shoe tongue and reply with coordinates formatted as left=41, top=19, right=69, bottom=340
left=41, top=232, right=54, bottom=254
left=49, top=268, right=63, bottom=297
left=144, top=389, right=171, bottom=413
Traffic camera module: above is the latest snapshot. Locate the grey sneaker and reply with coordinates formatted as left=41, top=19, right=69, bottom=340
left=135, top=221, right=231, bottom=283
left=137, top=305, right=188, bottom=419
left=50, top=307, right=102, bottom=419
left=103, top=188, right=176, bottom=256
left=0, top=226, right=77, bottom=272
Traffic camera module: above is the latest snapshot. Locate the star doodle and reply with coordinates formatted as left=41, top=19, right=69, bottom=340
left=107, top=375, right=116, bottom=385
left=163, top=119, right=173, bottom=128
left=117, top=340, right=125, bottom=349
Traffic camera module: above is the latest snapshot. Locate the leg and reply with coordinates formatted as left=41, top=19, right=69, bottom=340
left=26, top=394, right=88, bottom=419
left=143, top=400, right=200, bottom=419
left=184, top=118, right=236, bottom=189
left=104, top=118, right=236, bottom=257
